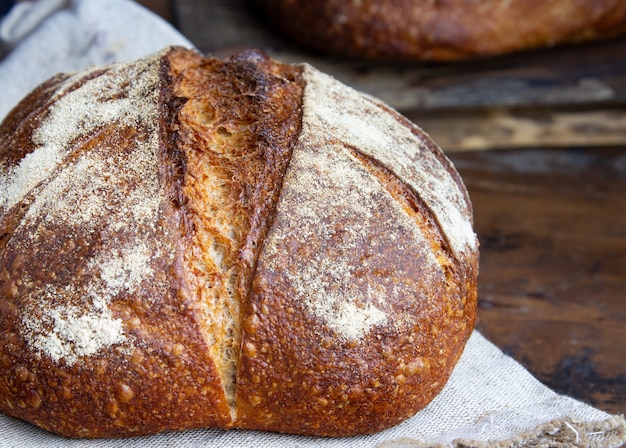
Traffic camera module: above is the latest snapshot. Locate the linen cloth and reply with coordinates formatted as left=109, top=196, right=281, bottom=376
left=0, top=1, right=624, bottom=447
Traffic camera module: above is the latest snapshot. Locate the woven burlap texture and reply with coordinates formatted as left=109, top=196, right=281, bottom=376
left=1, top=1, right=624, bottom=447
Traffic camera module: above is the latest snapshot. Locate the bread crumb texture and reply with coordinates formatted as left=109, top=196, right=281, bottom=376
left=169, top=47, right=304, bottom=419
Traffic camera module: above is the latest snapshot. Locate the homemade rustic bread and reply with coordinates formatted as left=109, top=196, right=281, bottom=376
left=0, top=47, right=478, bottom=438
left=255, top=0, right=626, bottom=61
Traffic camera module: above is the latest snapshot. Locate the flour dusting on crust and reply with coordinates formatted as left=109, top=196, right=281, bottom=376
left=256, top=65, right=474, bottom=340
left=263, top=134, right=442, bottom=340
left=300, top=65, right=477, bottom=257
left=6, top=51, right=170, bottom=366
left=1, top=53, right=163, bottom=216
left=22, top=286, right=127, bottom=366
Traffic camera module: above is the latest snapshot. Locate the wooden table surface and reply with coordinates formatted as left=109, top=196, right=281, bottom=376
left=143, top=0, right=626, bottom=422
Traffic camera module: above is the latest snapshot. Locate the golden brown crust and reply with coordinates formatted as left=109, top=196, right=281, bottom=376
left=234, top=64, right=477, bottom=436
left=255, top=0, right=626, bottom=61
left=168, top=46, right=305, bottom=417
left=0, top=49, right=232, bottom=437
left=0, top=47, right=478, bottom=438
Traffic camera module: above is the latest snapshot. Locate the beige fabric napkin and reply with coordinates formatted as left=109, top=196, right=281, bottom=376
left=0, top=0, right=192, bottom=119
left=0, top=1, right=624, bottom=447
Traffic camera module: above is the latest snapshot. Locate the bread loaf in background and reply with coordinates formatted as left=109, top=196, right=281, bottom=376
left=0, top=47, right=478, bottom=438
left=255, top=0, right=626, bottom=61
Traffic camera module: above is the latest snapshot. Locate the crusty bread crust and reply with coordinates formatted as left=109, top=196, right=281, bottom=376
left=0, top=47, right=478, bottom=438
left=255, top=0, right=626, bottom=61
left=235, top=65, right=477, bottom=435
left=168, top=47, right=305, bottom=419
left=0, top=49, right=232, bottom=437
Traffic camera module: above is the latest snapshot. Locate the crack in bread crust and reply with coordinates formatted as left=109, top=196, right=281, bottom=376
left=234, top=64, right=477, bottom=436
left=298, top=65, right=477, bottom=260
left=168, top=48, right=304, bottom=418
left=345, top=145, right=463, bottom=295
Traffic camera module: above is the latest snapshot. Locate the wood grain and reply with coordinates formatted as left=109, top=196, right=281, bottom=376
left=409, top=107, right=626, bottom=151
left=450, top=147, right=626, bottom=415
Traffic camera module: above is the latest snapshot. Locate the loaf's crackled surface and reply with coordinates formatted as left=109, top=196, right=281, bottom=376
left=0, top=47, right=478, bottom=438
left=255, top=0, right=626, bottom=61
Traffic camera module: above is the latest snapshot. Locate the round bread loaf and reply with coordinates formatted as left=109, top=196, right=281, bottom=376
left=0, top=47, right=478, bottom=438
left=255, top=0, right=626, bottom=61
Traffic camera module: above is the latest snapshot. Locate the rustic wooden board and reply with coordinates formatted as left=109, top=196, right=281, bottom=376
left=173, top=0, right=626, bottom=151
left=408, top=107, right=626, bottom=151
left=450, top=147, right=626, bottom=415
